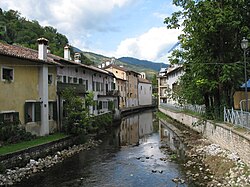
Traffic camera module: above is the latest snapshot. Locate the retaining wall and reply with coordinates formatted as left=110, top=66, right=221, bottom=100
left=0, top=136, right=77, bottom=170
left=159, top=107, right=250, bottom=166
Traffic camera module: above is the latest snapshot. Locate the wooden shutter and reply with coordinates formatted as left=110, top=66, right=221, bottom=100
left=24, top=102, right=29, bottom=123
left=0, top=113, right=4, bottom=124
left=98, top=101, right=102, bottom=110
left=13, top=112, right=19, bottom=123
left=53, top=101, right=57, bottom=121
left=35, top=102, right=41, bottom=122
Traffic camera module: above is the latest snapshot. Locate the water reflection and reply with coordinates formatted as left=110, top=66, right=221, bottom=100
left=120, top=111, right=153, bottom=146
left=159, top=119, right=186, bottom=161
left=14, top=110, right=187, bottom=187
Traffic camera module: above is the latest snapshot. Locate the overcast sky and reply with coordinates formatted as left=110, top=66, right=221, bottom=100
left=0, top=0, right=181, bottom=62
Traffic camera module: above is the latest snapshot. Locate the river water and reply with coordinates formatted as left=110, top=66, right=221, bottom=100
left=15, top=110, right=189, bottom=187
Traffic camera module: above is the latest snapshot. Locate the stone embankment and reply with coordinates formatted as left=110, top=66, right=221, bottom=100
left=0, top=139, right=102, bottom=186
left=159, top=106, right=250, bottom=187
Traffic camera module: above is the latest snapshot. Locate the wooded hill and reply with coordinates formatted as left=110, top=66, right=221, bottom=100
left=0, top=8, right=160, bottom=79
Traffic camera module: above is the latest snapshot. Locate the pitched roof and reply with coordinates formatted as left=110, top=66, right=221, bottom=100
left=138, top=77, right=151, bottom=84
left=0, top=41, right=112, bottom=76
left=0, top=42, right=59, bottom=64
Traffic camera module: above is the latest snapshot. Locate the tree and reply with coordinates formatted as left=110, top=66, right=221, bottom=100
left=0, top=9, right=69, bottom=57
left=165, top=0, right=250, bottom=119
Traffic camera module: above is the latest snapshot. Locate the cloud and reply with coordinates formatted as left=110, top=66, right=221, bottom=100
left=115, top=27, right=182, bottom=62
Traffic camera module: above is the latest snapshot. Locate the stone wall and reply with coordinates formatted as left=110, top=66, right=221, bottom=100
left=0, top=136, right=77, bottom=170
left=159, top=107, right=250, bottom=166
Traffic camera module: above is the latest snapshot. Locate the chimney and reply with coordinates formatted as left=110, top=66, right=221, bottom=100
left=64, top=44, right=70, bottom=60
left=74, top=52, right=81, bottom=63
left=37, top=38, right=48, bottom=61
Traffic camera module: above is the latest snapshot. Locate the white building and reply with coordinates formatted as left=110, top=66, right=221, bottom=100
left=164, top=64, right=184, bottom=105
left=138, top=77, right=152, bottom=106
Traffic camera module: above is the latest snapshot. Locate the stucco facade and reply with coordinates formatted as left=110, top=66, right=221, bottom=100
left=138, top=77, right=152, bottom=106
left=0, top=39, right=60, bottom=136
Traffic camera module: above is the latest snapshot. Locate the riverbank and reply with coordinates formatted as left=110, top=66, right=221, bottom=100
left=158, top=108, right=250, bottom=187
left=0, top=138, right=102, bottom=186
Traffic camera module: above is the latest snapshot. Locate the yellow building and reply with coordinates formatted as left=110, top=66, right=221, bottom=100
left=0, top=39, right=58, bottom=136
left=103, top=64, right=128, bottom=108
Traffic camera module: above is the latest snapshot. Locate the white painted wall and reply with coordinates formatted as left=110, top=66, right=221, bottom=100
left=138, top=82, right=152, bottom=106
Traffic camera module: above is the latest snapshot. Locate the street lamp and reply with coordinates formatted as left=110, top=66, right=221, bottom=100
left=241, top=37, right=248, bottom=126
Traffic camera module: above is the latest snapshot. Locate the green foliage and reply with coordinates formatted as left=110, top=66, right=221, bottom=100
left=91, top=113, right=113, bottom=133
left=62, top=89, right=92, bottom=135
left=165, top=0, right=250, bottom=119
left=0, top=8, right=68, bottom=57
left=0, top=120, right=35, bottom=145
left=62, top=89, right=111, bottom=135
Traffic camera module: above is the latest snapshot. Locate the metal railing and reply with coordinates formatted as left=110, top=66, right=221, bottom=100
left=224, top=107, right=250, bottom=130
left=160, top=103, right=205, bottom=114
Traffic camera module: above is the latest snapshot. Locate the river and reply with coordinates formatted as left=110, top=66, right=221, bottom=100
left=14, top=110, right=189, bottom=187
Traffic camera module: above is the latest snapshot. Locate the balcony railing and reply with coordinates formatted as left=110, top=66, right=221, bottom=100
left=57, top=82, right=86, bottom=94
left=106, top=90, right=120, bottom=96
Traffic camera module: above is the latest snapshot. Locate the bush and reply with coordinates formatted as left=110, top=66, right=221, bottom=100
left=0, top=121, right=35, bottom=145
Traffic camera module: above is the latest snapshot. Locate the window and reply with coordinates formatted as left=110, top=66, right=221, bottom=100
left=86, top=80, right=88, bottom=91
left=24, top=102, right=41, bottom=123
left=63, top=76, right=67, bottom=83
left=73, top=77, right=78, bottom=84
left=101, top=83, right=104, bottom=91
left=57, top=75, right=63, bottom=83
left=103, top=101, right=108, bottom=109
left=68, top=77, right=72, bottom=83
left=48, top=101, right=57, bottom=121
left=92, top=81, right=96, bottom=91
left=79, top=78, right=83, bottom=84
left=2, top=67, right=14, bottom=81
left=0, top=112, right=19, bottom=123
left=96, top=82, right=100, bottom=91
left=48, top=74, right=53, bottom=84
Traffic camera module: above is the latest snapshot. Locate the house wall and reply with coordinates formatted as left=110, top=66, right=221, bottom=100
left=105, top=66, right=126, bottom=80
left=233, top=91, right=250, bottom=110
left=158, top=75, right=168, bottom=104
left=0, top=56, right=39, bottom=124
left=138, top=82, right=152, bottom=106
left=117, top=79, right=127, bottom=108
left=127, top=72, right=138, bottom=107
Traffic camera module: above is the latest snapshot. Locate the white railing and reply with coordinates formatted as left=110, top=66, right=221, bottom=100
left=224, top=107, right=250, bottom=130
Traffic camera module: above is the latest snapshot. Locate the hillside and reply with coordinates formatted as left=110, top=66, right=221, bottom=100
left=118, top=57, right=167, bottom=71
left=82, top=51, right=158, bottom=79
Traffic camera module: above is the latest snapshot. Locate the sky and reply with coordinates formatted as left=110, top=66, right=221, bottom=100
left=0, top=0, right=182, bottom=63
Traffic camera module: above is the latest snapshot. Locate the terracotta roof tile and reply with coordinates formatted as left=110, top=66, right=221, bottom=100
left=0, top=42, right=57, bottom=64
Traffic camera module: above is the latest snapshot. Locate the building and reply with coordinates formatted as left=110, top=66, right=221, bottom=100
left=0, top=38, right=58, bottom=136
left=158, top=68, right=169, bottom=104
left=0, top=39, right=119, bottom=136
left=138, top=76, right=152, bottom=106
left=164, top=64, right=184, bottom=105
left=103, top=64, right=128, bottom=108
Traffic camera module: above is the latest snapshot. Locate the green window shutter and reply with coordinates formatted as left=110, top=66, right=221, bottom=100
left=86, top=80, right=88, bottom=91
left=53, top=101, right=57, bottom=121
left=13, top=112, right=19, bottom=123
left=35, top=102, right=41, bottom=122
left=24, top=102, right=29, bottom=123
left=99, top=101, right=102, bottom=110
left=0, top=113, right=4, bottom=124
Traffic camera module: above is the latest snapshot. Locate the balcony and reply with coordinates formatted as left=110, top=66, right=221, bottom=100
left=57, top=82, right=86, bottom=94
left=106, top=90, right=120, bottom=96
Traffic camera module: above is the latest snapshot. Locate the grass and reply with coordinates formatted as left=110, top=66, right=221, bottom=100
left=0, top=133, right=68, bottom=156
